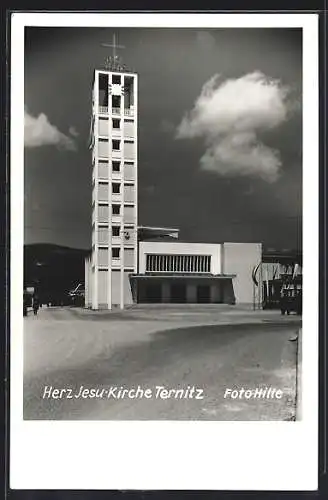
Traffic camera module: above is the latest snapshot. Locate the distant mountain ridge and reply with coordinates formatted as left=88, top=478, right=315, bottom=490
left=24, top=243, right=88, bottom=296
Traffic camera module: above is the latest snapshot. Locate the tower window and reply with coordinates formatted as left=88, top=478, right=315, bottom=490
left=124, top=76, right=134, bottom=108
left=98, top=73, right=109, bottom=107
left=112, top=183, right=121, bottom=194
left=112, top=248, right=120, bottom=259
left=112, top=95, right=121, bottom=109
left=112, top=204, right=120, bottom=215
left=112, top=161, right=120, bottom=172
left=112, top=140, right=120, bottom=150
left=112, top=75, right=121, bottom=84
left=112, top=119, right=120, bottom=129
left=112, top=226, right=120, bottom=237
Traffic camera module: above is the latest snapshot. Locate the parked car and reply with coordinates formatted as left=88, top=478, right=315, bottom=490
left=68, top=283, right=85, bottom=306
left=280, top=282, right=302, bottom=315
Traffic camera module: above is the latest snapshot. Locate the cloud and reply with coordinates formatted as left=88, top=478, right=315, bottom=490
left=24, top=109, right=77, bottom=151
left=176, top=71, right=293, bottom=182
left=69, top=126, right=79, bottom=137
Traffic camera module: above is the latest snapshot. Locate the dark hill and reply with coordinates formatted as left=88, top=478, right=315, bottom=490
left=24, top=243, right=89, bottom=302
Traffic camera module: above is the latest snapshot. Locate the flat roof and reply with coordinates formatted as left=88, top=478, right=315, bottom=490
left=138, top=226, right=180, bottom=240
left=130, top=273, right=236, bottom=280
left=138, top=226, right=179, bottom=232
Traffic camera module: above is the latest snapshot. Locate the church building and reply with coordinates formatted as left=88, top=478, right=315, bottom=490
left=84, top=40, right=263, bottom=310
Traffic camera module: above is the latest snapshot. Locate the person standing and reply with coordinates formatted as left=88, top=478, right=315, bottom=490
left=32, top=294, right=40, bottom=316
left=23, top=291, right=28, bottom=317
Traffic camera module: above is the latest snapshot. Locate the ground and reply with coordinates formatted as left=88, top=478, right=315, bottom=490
left=23, top=304, right=301, bottom=421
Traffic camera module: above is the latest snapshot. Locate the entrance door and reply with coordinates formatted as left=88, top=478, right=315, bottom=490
left=197, top=285, right=210, bottom=303
left=170, top=283, right=187, bottom=303
left=144, top=283, right=162, bottom=303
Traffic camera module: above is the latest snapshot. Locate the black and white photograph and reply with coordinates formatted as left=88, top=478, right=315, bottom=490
left=11, top=12, right=318, bottom=491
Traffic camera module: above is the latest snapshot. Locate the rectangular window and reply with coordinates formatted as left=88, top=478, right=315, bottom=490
left=112, top=95, right=121, bottom=108
left=112, top=75, right=121, bottom=85
left=98, top=117, right=109, bottom=136
left=124, top=161, right=134, bottom=165
left=124, top=119, right=134, bottom=123
left=112, top=119, right=120, bottom=129
left=112, top=182, right=120, bottom=194
left=112, top=140, right=120, bottom=150
left=112, top=248, right=120, bottom=259
left=98, top=73, right=109, bottom=107
left=145, top=254, right=211, bottom=273
left=124, top=76, right=134, bottom=108
left=112, top=226, right=120, bottom=237
left=112, top=161, right=120, bottom=172
left=112, top=204, right=120, bottom=215
left=124, top=139, right=134, bottom=144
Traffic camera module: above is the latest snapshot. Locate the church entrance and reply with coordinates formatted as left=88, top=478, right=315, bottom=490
left=197, top=285, right=210, bottom=303
left=170, top=283, right=187, bottom=303
left=143, top=283, right=162, bottom=303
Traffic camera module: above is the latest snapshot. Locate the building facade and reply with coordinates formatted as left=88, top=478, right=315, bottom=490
left=86, top=65, right=138, bottom=309
left=85, top=63, right=263, bottom=309
left=131, top=240, right=262, bottom=305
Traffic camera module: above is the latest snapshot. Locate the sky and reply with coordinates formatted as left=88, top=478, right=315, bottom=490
left=24, top=27, right=302, bottom=250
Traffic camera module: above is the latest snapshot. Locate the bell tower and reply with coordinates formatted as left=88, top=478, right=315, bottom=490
left=87, top=35, right=138, bottom=309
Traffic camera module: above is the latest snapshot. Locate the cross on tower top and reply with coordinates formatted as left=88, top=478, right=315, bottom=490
left=101, top=33, right=125, bottom=60
left=101, top=34, right=129, bottom=72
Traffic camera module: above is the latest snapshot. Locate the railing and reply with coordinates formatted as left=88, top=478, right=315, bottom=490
left=98, top=106, right=134, bottom=117
left=98, top=106, right=108, bottom=114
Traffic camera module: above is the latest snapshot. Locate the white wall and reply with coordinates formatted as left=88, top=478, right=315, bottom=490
left=124, top=184, right=135, bottom=203
left=124, top=164, right=135, bottom=181
left=111, top=270, right=121, bottom=306
left=124, top=205, right=135, bottom=224
left=124, top=272, right=133, bottom=304
left=98, top=269, right=108, bottom=306
left=98, top=117, right=109, bottom=136
left=98, top=162, right=108, bottom=179
left=85, top=257, right=90, bottom=307
left=97, top=226, right=109, bottom=245
left=124, top=141, right=135, bottom=159
left=98, top=248, right=109, bottom=267
left=98, top=183, right=108, bottom=201
left=223, top=243, right=262, bottom=304
left=124, top=248, right=135, bottom=268
left=98, top=139, right=109, bottom=158
left=124, top=120, right=134, bottom=137
left=98, top=204, right=108, bottom=222
left=139, top=242, right=222, bottom=274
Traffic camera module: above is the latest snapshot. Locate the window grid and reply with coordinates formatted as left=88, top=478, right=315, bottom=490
left=145, top=254, right=211, bottom=273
